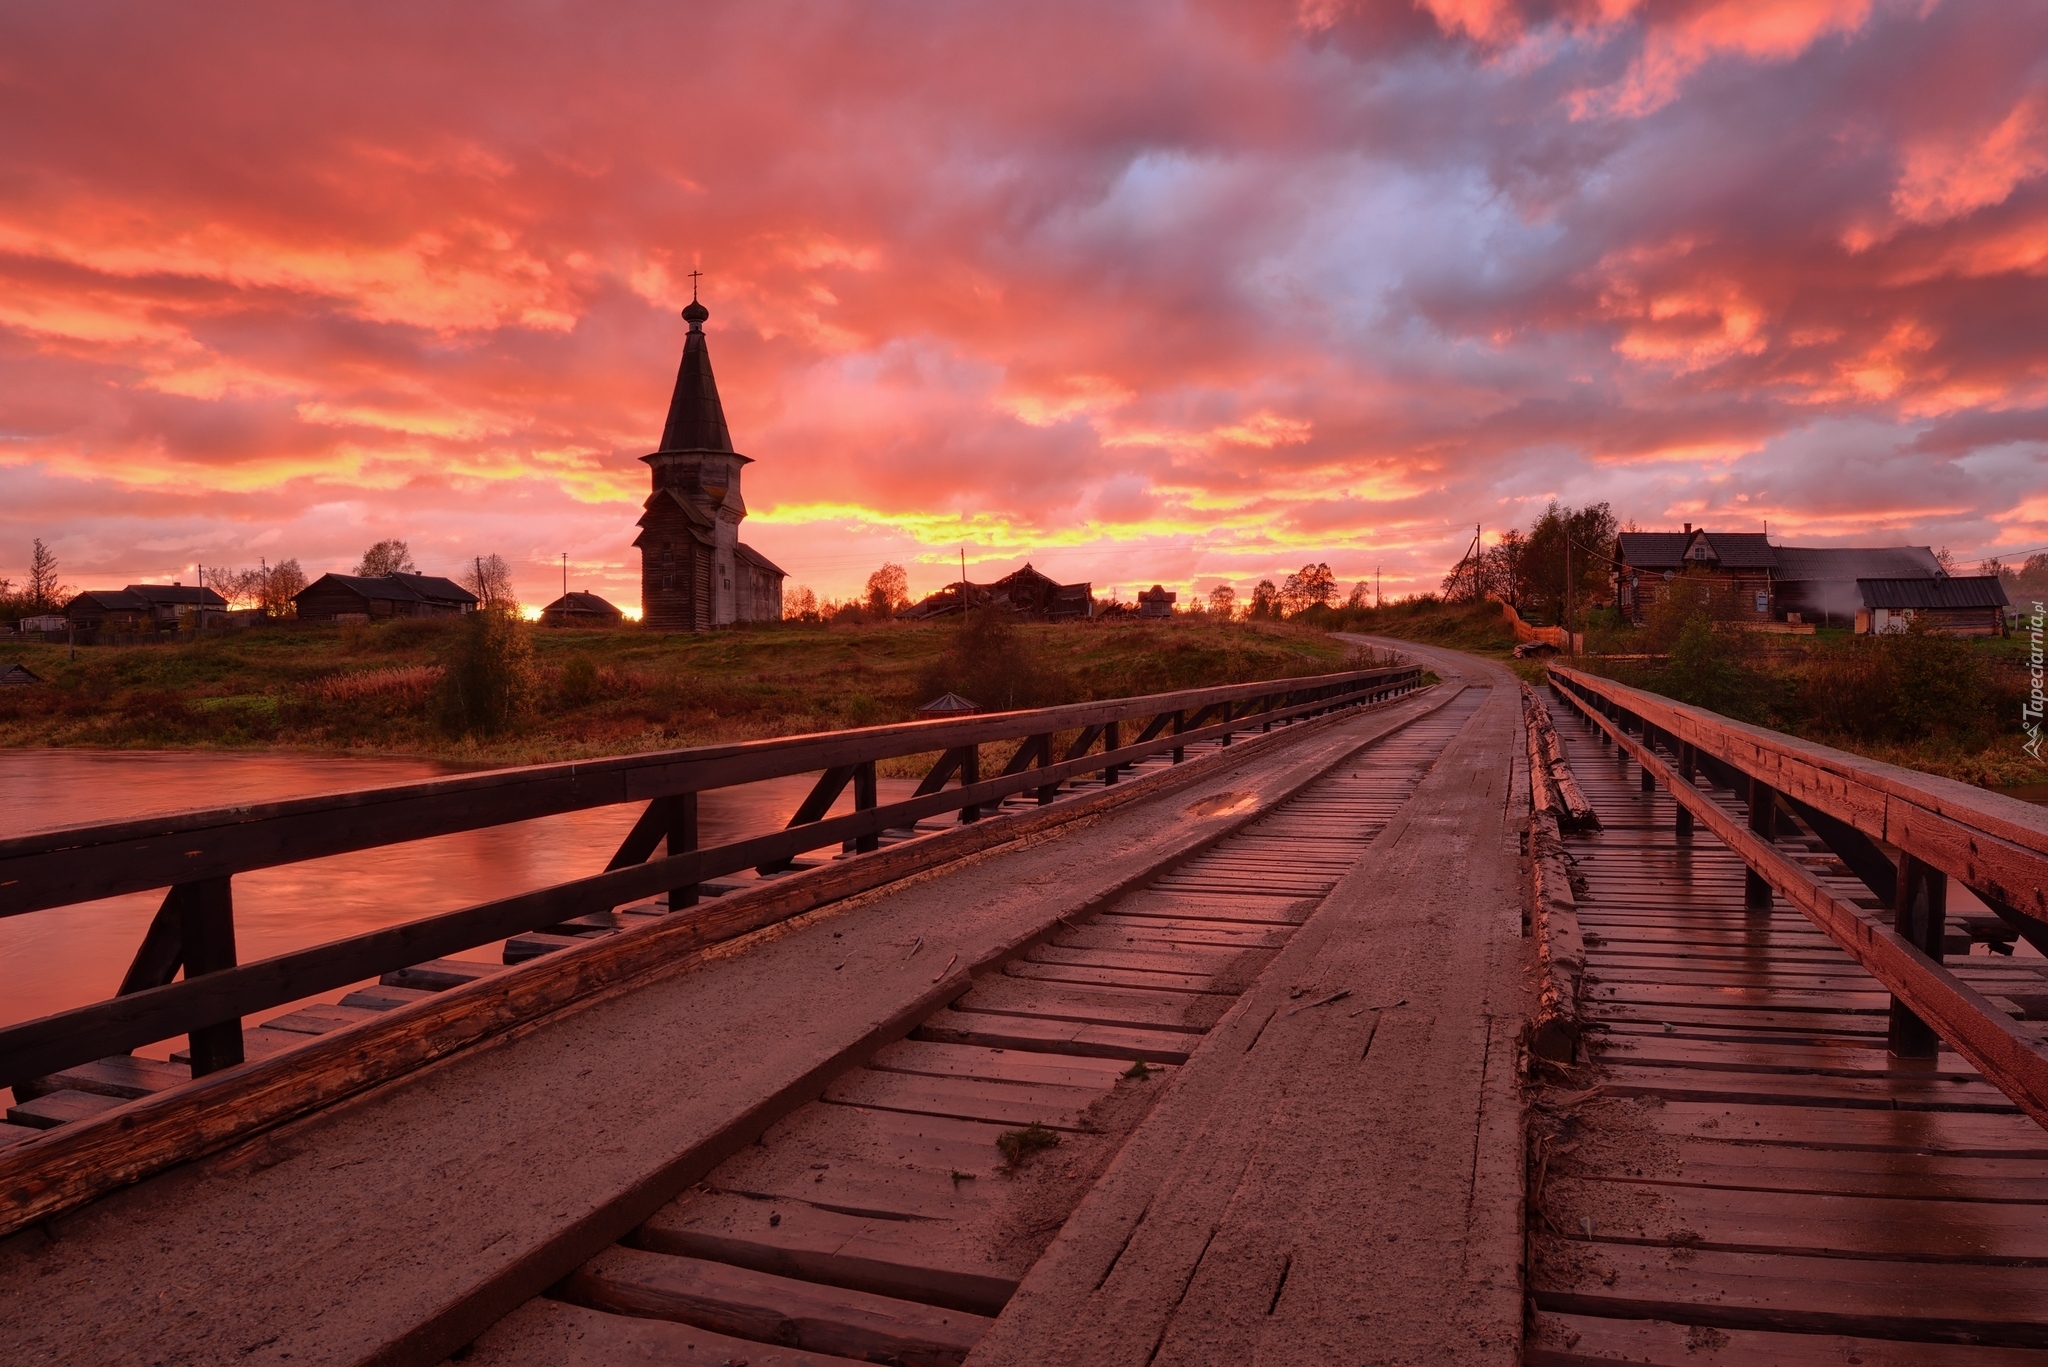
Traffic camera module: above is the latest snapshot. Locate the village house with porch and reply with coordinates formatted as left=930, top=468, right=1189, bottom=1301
left=1613, top=526, right=2006, bottom=635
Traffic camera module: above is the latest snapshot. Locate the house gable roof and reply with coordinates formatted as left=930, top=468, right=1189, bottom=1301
left=542, top=592, right=621, bottom=615
left=66, top=589, right=148, bottom=612
left=1616, top=529, right=1777, bottom=570
left=124, top=583, right=228, bottom=608
left=298, top=573, right=425, bottom=604
left=734, top=542, right=787, bottom=578
left=385, top=572, right=478, bottom=606
left=1858, top=576, right=2009, bottom=609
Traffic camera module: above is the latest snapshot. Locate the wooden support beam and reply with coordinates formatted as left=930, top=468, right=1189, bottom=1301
left=912, top=747, right=968, bottom=797
left=1777, top=790, right=1895, bottom=905
left=1102, top=721, right=1120, bottom=784
left=666, top=794, right=701, bottom=905
left=117, top=892, right=186, bottom=996
left=1746, top=780, right=1777, bottom=911
left=1061, top=726, right=1104, bottom=765
left=959, top=744, right=982, bottom=822
left=171, top=878, right=243, bottom=1076
left=1171, top=709, right=1186, bottom=764
left=1888, top=854, right=1948, bottom=1059
left=852, top=762, right=879, bottom=853
left=604, top=799, right=671, bottom=872
left=760, top=766, right=857, bottom=874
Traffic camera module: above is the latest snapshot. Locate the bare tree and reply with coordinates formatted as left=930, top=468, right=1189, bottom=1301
left=1207, top=585, right=1237, bottom=619
left=356, top=540, right=418, bottom=577
left=26, top=538, right=65, bottom=612
left=1934, top=546, right=1958, bottom=576
left=864, top=563, right=909, bottom=618
left=463, top=554, right=518, bottom=614
left=783, top=585, right=819, bottom=621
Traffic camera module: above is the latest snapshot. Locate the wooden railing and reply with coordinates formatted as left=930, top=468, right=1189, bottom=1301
left=0, top=665, right=1420, bottom=1093
left=1547, top=665, right=2048, bottom=1127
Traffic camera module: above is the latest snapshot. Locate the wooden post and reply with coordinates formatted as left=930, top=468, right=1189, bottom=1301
left=1033, top=736, right=1059, bottom=806
left=1102, top=720, right=1120, bottom=784
left=1171, top=709, right=1185, bottom=764
left=852, top=763, right=879, bottom=851
left=960, top=744, right=981, bottom=822
left=1639, top=723, right=1656, bottom=792
left=1888, top=854, right=1949, bottom=1059
left=666, top=793, right=700, bottom=906
left=175, top=876, right=244, bottom=1077
left=1676, top=744, right=1695, bottom=839
left=1746, top=778, right=1776, bottom=912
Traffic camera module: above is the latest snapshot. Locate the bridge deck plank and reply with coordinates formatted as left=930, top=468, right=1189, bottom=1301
left=1530, top=690, right=2048, bottom=1358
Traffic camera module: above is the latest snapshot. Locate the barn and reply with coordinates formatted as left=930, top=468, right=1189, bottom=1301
left=294, top=573, right=478, bottom=622
left=1856, top=577, right=2009, bottom=637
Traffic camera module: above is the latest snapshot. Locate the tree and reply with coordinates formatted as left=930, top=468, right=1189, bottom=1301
left=1345, top=581, right=1369, bottom=610
left=1481, top=530, right=1527, bottom=610
left=1279, top=563, right=1335, bottom=615
left=463, top=554, right=518, bottom=614
left=784, top=585, right=820, bottom=621
left=1517, top=502, right=1617, bottom=626
left=356, top=539, right=418, bottom=577
left=1248, top=579, right=1279, bottom=618
left=1933, top=546, right=1957, bottom=576
left=864, top=563, right=909, bottom=618
left=258, top=559, right=306, bottom=617
left=1207, top=585, right=1237, bottom=619
left=26, top=538, right=64, bottom=611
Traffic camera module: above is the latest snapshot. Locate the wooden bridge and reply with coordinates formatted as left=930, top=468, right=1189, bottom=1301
left=2, top=642, right=2045, bottom=1366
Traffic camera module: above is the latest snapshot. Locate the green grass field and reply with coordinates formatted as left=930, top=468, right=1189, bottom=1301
left=0, top=616, right=1356, bottom=764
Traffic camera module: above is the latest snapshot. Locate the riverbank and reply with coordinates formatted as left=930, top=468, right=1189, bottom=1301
left=0, top=617, right=1353, bottom=765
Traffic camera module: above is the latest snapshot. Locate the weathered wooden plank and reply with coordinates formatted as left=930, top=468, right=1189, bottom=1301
left=1532, top=1236, right=2048, bottom=1344
left=916, top=1008, right=1197, bottom=1063
left=1528, top=1310, right=2048, bottom=1366
left=561, top=1246, right=991, bottom=1367
left=951, top=976, right=1226, bottom=1032
left=468, top=1296, right=874, bottom=1367
left=1544, top=1174, right=2048, bottom=1260
left=7, top=1089, right=123, bottom=1130
left=637, top=1190, right=1022, bottom=1317
left=12, top=1055, right=188, bottom=1103
left=821, top=1069, right=1108, bottom=1132
left=864, top=1038, right=1154, bottom=1091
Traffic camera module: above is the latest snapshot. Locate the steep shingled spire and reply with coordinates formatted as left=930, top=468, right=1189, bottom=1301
left=656, top=299, right=734, bottom=453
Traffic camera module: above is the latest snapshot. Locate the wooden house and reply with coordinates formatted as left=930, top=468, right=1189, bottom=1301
left=1857, top=577, right=2008, bottom=636
left=1137, top=585, right=1177, bottom=619
left=539, top=592, right=625, bottom=628
left=0, top=663, right=44, bottom=686
left=897, top=563, right=1094, bottom=621
left=634, top=298, right=786, bottom=631
left=125, top=582, right=228, bottom=627
left=1614, top=527, right=1778, bottom=624
left=64, top=590, right=151, bottom=633
left=294, top=573, right=478, bottom=622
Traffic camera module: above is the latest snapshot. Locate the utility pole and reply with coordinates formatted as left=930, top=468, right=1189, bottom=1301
left=1376, top=565, right=1381, bottom=609
left=1564, top=535, right=1573, bottom=651
left=561, top=552, right=568, bottom=597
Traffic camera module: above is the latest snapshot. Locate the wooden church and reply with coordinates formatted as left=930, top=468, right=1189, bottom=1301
left=634, top=297, right=786, bottom=630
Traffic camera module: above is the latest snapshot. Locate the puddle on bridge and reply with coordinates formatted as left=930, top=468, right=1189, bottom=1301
left=0, top=749, right=912, bottom=1049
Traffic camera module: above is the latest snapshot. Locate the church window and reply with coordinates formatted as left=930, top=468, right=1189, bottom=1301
left=662, top=575, right=673, bottom=591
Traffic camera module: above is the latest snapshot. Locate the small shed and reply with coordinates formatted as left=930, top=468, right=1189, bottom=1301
left=917, top=693, right=980, bottom=717
left=1, top=663, right=44, bottom=685
left=1137, top=585, right=1177, bottom=620
left=18, top=614, right=68, bottom=633
left=540, top=591, right=625, bottom=628
left=1856, top=577, right=2009, bottom=637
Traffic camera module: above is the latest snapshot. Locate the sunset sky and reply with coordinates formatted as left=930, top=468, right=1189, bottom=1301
left=3, top=0, right=2046, bottom=612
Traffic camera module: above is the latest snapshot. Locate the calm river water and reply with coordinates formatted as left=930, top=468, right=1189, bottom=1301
left=0, top=748, right=909, bottom=1045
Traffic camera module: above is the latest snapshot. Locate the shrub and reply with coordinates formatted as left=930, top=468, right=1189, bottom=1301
left=557, top=655, right=599, bottom=709
left=437, top=611, right=536, bottom=737
left=915, top=608, right=1066, bottom=711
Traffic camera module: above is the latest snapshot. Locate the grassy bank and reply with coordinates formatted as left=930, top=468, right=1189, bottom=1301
left=0, top=616, right=1355, bottom=765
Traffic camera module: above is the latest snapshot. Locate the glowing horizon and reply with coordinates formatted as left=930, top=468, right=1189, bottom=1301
left=3, top=1, right=2046, bottom=615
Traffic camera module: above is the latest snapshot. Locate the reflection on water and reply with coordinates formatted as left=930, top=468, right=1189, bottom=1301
left=0, top=748, right=909, bottom=1039
left=2002, top=782, right=2048, bottom=808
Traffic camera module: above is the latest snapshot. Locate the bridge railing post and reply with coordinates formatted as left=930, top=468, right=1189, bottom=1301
left=1171, top=709, right=1185, bottom=764
left=667, top=793, right=701, bottom=905
left=1888, top=854, right=1948, bottom=1059
left=1746, top=778, right=1777, bottom=912
left=175, top=876, right=243, bottom=1077
left=1676, top=744, right=1696, bottom=838
left=1640, top=723, right=1658, bottom=792
left=852, top=765, right=879, bottom=852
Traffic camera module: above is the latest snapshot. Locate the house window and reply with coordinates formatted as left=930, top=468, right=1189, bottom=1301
left=1755, top=592, right=1768, bottom=614
left=662, top=575, right=673, bottom=592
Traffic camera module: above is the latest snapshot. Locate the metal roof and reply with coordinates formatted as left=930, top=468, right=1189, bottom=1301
left=1857, top=576, right=2010, bottom=609
left=123, top=583, right=228, bottom=607
left=384, top=572, right=478, bottom=605
left=1773, top=546, right=1942, bottom=581
left=542, top=592, right=621, bottom=614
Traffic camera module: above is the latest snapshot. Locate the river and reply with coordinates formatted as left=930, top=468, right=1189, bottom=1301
left=1, top=748, right=910, bottom=1047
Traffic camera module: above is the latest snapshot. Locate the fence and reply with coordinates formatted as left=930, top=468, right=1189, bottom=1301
left=0, top=664, right=1421, bottom=1095
left=1548, top=664, right=2048, bottom=1125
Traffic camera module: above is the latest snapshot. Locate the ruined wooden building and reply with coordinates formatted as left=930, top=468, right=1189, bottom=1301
left=895, top=563, right=1093, bottom=621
